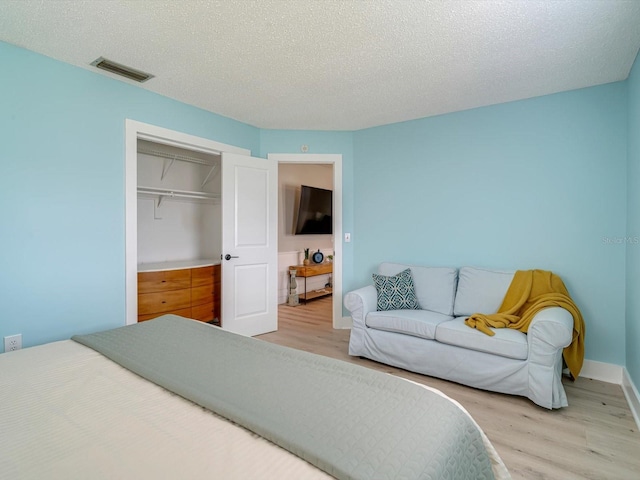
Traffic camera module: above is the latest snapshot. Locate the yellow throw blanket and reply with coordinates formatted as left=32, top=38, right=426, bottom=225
left=465, top=269, right=585, bottom=380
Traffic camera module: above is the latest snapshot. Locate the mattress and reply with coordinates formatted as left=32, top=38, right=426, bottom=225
left=0, top=339, right=332, bottom=479
left=0, top=317, right=510, bottom=479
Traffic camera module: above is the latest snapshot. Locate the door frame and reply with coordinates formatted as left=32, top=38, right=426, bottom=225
left=267, top=153, right=346, bottom=329
left=124, top=119, right=249, bottom=326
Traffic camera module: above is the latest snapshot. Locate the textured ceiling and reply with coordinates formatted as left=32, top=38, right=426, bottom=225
left=1, top=0, right=640, bottom=130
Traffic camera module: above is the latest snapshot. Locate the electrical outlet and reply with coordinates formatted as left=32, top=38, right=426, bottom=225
left=4, top=334, right=22, bottom=352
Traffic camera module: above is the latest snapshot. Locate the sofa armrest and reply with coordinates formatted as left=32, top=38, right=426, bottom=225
left=344, top=285, right=377, bottom=326
left=527, top=306, right=573, bottom=364
left=527, top=307, right=574, bottom=408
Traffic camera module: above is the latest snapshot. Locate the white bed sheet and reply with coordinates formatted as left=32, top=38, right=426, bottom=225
left=0, top=340, right=509, bottom=480
left=0, top=340, right=332, bottom=479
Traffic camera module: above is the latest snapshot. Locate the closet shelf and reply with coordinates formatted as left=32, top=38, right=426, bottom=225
left=138, top=146, right=218, bottom=167
left=138, top=146, right=220, bottom=188
left=138, top=186, right=220, bottom=206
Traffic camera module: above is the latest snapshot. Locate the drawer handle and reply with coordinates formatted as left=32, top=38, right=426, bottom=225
left=161, top=280, right=166, bottom=283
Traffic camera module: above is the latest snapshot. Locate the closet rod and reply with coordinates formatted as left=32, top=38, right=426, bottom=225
left=137, top=146, right=219, bottom=167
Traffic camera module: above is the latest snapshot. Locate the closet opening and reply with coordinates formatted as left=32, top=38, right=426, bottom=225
left=135, top=140, right=222, bottom=325
left=124, top=120, right=252, bottom=327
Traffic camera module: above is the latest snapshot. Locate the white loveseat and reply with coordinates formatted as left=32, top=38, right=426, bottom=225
left=344, top=263, right=575, bottom=409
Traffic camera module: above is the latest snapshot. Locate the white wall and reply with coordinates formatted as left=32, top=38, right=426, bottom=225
left=137, top=143, right=222, bottom=265
left=137, top=199, right=220, bottom=264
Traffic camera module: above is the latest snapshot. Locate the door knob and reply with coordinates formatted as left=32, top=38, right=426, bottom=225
left=224, top=254, right=239, bottom=261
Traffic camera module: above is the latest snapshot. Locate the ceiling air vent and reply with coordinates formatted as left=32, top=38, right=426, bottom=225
left=90, top=57, right=154, bottom=83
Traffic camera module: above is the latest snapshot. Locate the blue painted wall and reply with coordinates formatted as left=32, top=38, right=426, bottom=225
left=353, top=84, right=628, bottom=366
left=0, top=42, right=259, bottom=348
left=0, top=39, right=636, bottom=374
left=627, top=50, right=640, bottom=388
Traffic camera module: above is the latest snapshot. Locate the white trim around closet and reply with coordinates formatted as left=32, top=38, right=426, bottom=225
left=124, top=120, right=249, bottom=326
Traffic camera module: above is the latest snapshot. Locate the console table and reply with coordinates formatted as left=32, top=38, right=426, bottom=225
left=289, top=263, right=333, bottom=303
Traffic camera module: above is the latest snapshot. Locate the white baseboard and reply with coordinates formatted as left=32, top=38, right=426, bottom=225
left=579, top=359, right=623, bottom=384
left=622, top=369, right=640, bottom=431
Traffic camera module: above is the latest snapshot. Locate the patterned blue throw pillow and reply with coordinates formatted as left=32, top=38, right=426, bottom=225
left=372, top=268, right=421, bottom=311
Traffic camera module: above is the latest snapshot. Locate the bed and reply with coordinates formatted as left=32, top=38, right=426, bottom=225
left=0, top=315, right=510, bottom=479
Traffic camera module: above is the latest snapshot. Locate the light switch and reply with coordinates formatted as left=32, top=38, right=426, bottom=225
left=344, top=233, right=351, bottom=242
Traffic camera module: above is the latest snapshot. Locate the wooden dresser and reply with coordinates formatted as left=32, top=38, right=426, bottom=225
left=137, top=261, right=221, bottom=325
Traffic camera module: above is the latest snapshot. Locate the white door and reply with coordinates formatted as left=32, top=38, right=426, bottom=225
left=221, top=152, right=278, bottom=336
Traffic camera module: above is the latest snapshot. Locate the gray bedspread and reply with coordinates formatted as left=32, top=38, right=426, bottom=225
left=73, top=315, right=495, bottom=480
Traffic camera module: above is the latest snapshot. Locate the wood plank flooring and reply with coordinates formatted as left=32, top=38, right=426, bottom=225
left=259, top=297, right=640, bottom=480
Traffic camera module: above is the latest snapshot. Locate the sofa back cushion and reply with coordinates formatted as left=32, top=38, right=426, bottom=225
left=453, top=266, right=514, bottom=316
left=378, top=263, right=457, bottom=316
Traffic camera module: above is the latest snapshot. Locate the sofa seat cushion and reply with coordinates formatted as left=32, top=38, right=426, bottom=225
left=366, top=310, right=453, bottom=340
left=435, top=318, right=528, bottom=360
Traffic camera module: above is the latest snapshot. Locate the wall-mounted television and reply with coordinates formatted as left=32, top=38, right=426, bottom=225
left=294, top=185, right=333, bottom=235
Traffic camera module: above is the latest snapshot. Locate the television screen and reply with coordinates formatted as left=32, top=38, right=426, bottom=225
left=294, top=185, right=332, bottom=235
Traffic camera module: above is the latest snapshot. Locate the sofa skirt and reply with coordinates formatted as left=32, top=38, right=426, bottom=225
left=349, top=323, right=568, bottom=409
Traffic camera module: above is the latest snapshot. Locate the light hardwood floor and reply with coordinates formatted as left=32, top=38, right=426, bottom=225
left=259, top=297, right=640, bottom=480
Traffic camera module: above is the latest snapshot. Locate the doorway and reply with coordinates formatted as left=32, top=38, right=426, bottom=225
left=268, top=153, right=344, bottom=329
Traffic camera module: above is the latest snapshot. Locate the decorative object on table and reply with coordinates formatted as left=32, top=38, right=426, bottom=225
left=288, top=269, right=299, bottom=306
left=312, top=249, right=324, bottom=264
left=327, top=254, right=333, bottom=263
left=303, top=248, right=310, bottom=266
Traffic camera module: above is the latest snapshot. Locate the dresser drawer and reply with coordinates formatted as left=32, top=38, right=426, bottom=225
left=138, top=269, right=191, bottom=294
left=191, top=285, right=214, bottom=307
left=138, top=289, right=191, bottom=315
left=138, top=307, right=192, bottom=323
left=191, top=302, right=214, bottom=322
left=213, top=263, right=221, bottom=280
left=191, top=266, right=214, bottom=287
